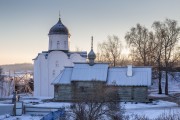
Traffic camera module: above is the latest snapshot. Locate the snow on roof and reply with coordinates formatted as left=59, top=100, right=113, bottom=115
left=52, top=67, right=73, bottom=84
left=52, top=63, right=152, bottom=86
left=107, top=67, right=152, bottom=86
left=71, top=63, right=109, bottom=81
left=68, top=51, right=87, bottom=58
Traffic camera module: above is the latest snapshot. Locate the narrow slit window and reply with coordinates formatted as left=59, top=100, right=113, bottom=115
left=57, top=41, right=60, bottom=49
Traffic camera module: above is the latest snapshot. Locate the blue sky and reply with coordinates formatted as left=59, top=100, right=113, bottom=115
left=0, top=0, right=180, bottom=65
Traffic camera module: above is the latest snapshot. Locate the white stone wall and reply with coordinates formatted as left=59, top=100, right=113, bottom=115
left=48, top=51, right=72, bottom=97
left=48, top=35, right=69, bottom=51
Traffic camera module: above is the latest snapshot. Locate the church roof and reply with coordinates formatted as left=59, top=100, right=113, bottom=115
left=107, top=67, right=152, bottom=86
left=71, top=63, right=109, bottom=81
left=49, top=18, right=69, bottom=35
left=52, top=63, right=152, bottom=86
left=52, top=63, right=109, bottom=84
left=52, top=67, right=73, bottom=84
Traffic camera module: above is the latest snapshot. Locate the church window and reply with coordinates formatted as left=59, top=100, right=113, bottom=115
left=45, top=54, right=48, bottom=59
left=57, top=41, right=60, bottom=49
left=80, top=86, right=87, bottom=92
left=52, top=70, right=56, bottom=76
left=56, top=61, right=59, bottom=67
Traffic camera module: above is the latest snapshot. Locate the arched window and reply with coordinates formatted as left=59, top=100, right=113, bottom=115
left=57, top=41, right=60, bottom=49
left=56, top=61, right=59, bottom=67
left=52, top=70, right=56, bottom=76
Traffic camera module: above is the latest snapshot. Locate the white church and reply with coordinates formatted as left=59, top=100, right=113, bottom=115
left=33, top=17, right=87, bottom=97
left=33, top=17, right=152, bottom=102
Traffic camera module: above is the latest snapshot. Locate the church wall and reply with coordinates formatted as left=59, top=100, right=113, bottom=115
left=54, top=85, right=72, bottom=101
left=54, top=83, right=148, bottom=102
left=48, top=51, right=72, bottom=97
left=71, top=81, right=106, bottom=101
left=39, top=54, right=49, bottom=96
left=34, top=54, right=49, bottom=97
left=49, top=35, right=69, bottom=51
left=106, top=86, right=148, bottom=102
left=53, top=81, right=106, bottom=101
left=33, top=57, right=40, bottom=96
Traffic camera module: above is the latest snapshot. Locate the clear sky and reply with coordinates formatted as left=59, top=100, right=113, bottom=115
left=0, top=0, right=180, bottom=65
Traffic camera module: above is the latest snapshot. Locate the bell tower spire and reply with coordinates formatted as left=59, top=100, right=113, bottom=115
left=91, top=36, right=93, bottom=50
left=88, top=36, right=96, bottom=66
left=59, top=11, right=61, bottom=21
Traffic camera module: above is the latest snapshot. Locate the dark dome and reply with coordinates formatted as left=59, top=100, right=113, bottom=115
left=49, top=18, right=69, bottom=35
left=88, top=49, right=96, bottom=60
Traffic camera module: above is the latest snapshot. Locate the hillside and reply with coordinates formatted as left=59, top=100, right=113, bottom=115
left=0, top=63, right=33, bottom=72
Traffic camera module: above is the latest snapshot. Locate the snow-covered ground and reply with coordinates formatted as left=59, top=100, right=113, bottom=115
left=124, top=100, right=180, bottom=119
left=0, top=100, right=179, bottom=120
left=0, top=114, right=42, bottom=120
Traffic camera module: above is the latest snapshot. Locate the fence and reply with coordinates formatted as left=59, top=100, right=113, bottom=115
left=40, top=109, right=65, bottom=120
left=25, top=106, right=61, bottom=116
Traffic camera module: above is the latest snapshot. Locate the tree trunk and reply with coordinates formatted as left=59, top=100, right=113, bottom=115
left=165, top=69, right=168, bottom=95
left=158, top=71, right=162, bottom=94
left=158, top=55, right=162, bottom=94
left=113, top=56, right=116, bottom=67
left=165, top=44, right=168, bottom=95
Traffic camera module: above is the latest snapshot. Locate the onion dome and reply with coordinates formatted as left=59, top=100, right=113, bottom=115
left=88, top=49, right=96, bottom=60
left=49, top=18, right=69, bottom=35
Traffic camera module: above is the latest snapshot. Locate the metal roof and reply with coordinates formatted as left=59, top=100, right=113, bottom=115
left=52, top=67, right=73, bottom=84
left=71, top=63, right=109, bottom=81
left=52, top=63, right=152, bottom=86
left=49, top=18, right=69, bottom=35
left=107, top=67, right=152, bottom=86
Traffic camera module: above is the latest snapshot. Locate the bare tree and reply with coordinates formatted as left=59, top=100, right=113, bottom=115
left=170, top=46, right=180, bottom=70
left=125, top=20, right=180, bottom=95
left=152, top=22, right=165, bottom=94
left=153, top=19, right=180, bottom=95
left=0, top=67, right=4, bottom=97
left=97, top=35, right=123, bottom=67
left=0, top=67, right=3, bottom=80
left=125, top=24, right=155, bottom=66
left=67, top=101, right=123, bottom=120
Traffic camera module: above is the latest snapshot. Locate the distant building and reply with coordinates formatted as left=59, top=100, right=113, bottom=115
left=52, top=41, right=152, bottom=102
left=33, top=17, right=87, bottom=97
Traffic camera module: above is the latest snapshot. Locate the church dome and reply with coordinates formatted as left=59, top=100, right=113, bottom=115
left=88, top=49, right=96, bottom=60
left=49, top=18, right=69, bottom=35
